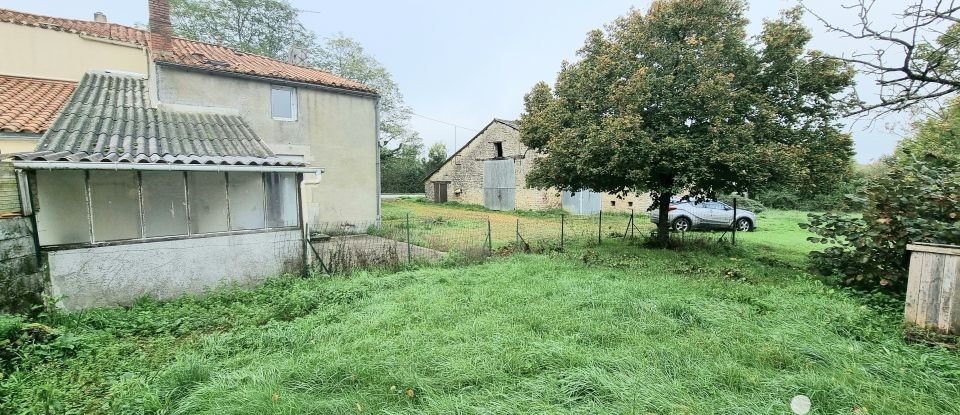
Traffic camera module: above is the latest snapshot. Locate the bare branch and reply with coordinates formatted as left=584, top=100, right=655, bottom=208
left=801, top=0, right=960, bottom=117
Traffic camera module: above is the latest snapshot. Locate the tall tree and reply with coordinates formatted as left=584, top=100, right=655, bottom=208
left=802, top=0, right=960, bottom=116
left=310, top=35, right=422, bottom=158
left=422, top=142, right=448, bottom=175
left=520, top=1, right=855, bottom=244
left=169, top=0, right=314, bottom=60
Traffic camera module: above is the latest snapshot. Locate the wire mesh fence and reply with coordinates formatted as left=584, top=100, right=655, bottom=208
left=305, top=209, right=659, bottom=274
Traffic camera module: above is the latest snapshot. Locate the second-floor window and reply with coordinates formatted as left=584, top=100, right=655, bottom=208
left=271, top=85, right=297, bottom=121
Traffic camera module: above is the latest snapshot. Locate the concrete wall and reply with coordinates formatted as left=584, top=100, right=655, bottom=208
left=0, top=22, right=148, bottom=81
left=601, top=192, right=655, bottom=213
left=0, top=217, right=43, bottom=313
left=425, top=121, right=561, bottom=210
left=156, top=66, right=379, bottom=225
left=47, top=229, right=303, bottom=310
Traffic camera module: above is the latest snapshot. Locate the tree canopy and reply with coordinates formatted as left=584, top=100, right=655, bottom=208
left=519, top=0, right=855, bottom=243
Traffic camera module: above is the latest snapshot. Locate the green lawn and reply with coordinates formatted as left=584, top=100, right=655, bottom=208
left=2, top=206, right=959, bottom=414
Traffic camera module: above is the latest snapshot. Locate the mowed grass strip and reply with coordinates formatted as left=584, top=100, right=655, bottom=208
left=4, top=244, right=959, bottom=414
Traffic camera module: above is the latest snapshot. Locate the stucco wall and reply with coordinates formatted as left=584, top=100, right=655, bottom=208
left=155, top=66, right=379, bottom=225
left=0, top=22, right=148, bottom=81
left=0, top=137, right=40, bottom=155
left=0, top=216, right=43, bottom=313
left=47, top=229, right=303, bottom=310
left=425, top=121, right=560, bottom=210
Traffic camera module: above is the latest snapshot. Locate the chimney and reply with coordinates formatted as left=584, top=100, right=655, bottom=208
left=93, top=12, right=107, bottom=23
left=148, top=0, right=173, bottom=57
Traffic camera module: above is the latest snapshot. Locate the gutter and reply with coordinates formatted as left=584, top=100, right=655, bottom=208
left=156, top=62, right=381, bottom=99
left=12, top=161, right=322, bottom=174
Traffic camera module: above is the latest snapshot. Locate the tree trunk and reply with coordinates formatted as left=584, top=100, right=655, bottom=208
left=656, top=192, right=672, bottom=246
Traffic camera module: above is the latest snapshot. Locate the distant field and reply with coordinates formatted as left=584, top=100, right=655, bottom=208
left=3, top=201, right=958, bottom=414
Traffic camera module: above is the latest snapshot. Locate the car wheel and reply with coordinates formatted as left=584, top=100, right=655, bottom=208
left=672, top=217, right=692, bottom=232
left=736, top=218, right=753, bottom=232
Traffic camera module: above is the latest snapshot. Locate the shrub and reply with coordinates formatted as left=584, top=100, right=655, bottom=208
left=802, top=161, right=960, bottom=292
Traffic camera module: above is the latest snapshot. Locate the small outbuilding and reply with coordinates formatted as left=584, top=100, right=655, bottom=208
left=9, top=72, right=318, bottom=310
left=424, top=118, right=651, bottom=214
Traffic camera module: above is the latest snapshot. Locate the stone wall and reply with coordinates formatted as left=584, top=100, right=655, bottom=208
left=0, top=217, right=43, bottom=313
left=425, top=120, right=560, bottom=210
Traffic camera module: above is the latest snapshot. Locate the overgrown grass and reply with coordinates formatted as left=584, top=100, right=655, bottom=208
left=2, top=206, right=958, bottom=414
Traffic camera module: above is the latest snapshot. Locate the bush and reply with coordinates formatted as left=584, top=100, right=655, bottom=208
left=802, top=161, right=960, bottom=292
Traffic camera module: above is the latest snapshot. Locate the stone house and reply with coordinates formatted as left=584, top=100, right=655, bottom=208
left=424, top=119, right=651, bottom=213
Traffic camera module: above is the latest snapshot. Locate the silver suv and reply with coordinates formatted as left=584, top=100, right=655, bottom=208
left=649, top=201, right=757, bottom=232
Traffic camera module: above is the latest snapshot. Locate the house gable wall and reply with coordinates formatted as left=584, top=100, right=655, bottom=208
left=156, top=66, right=379, bottom=225
left=0, top=22, right=148, bottom=81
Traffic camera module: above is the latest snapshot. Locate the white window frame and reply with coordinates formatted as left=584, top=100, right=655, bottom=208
left=271, top=85, right=298, bottom=121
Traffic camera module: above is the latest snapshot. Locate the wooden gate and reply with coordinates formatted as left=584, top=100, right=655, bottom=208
left=483, top=159, right=515, bottom=210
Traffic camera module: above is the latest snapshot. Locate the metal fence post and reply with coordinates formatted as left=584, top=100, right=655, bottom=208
left=406, top=213, right=412, bottom=263
left=516, top=218, right=520, bottom=250
left=598, top=210, right=603, bottom=245
left=487, top=218, right=493, bottom=255
left=732, top=198, right=737, bottom=246
left=560, top=214, right=565, bottom=252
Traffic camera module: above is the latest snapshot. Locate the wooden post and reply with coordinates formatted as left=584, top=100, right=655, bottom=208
left=598, top=210, right=603, bottom=245
left=904, top=243, right=960, bottom=334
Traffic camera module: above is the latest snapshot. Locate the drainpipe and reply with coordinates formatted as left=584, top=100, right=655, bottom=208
left=375, top=97, right=382, bottom=224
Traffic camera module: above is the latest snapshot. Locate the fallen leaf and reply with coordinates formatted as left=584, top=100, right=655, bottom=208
left=407, top=388, right=415, bottom=398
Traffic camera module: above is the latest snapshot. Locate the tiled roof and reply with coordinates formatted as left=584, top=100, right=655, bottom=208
left=0, top=8, right=376, bottom=94
left=13, top=72, right=304, bottom=166
left=0, top=75, right=77, bottom=134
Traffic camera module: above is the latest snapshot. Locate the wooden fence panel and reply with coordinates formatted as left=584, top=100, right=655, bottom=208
left=0, top=163, right=21, bottom=216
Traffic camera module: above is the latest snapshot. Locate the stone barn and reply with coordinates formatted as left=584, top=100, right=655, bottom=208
left=424, top=119, right=651, bottom=213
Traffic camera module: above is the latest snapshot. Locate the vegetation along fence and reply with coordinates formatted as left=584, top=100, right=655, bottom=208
left=305, top=203, right=750, bottom=274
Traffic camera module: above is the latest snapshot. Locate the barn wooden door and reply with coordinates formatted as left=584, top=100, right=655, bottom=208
left=483, top=159, right=515, bottom=210
left=433, top=182, right=448, bottom=203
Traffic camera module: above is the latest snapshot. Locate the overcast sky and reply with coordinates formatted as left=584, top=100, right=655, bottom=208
left=3, top=0, right=914, bottom=162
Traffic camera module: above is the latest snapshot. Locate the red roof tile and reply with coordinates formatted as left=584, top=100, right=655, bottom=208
left=0, top=75, right=76, bottom=134
left=0, top=8, right=377, bottom=94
